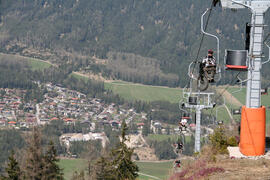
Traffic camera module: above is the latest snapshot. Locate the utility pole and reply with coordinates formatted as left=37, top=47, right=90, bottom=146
left=221, top=0, right=270, bottom=156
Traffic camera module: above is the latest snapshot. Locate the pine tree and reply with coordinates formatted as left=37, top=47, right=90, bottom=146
left=110, top=120, right=139, bottom=180
left=94, top=120, right=139, bottom=180
left=43, top=141, right=63, bottom=180
left=1, top=150, right=21, bottom=180
left=24, top=127, right=44, bottom=180
left=94, top=156, right=115, bottom=180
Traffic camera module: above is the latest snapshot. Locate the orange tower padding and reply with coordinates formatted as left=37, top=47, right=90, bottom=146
left=239, top=106, right=266, bottom=156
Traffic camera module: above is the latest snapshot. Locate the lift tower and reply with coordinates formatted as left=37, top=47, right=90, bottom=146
left=221, top=0, right=270, bottom=156
left=183, top=92, right=215, bottom=152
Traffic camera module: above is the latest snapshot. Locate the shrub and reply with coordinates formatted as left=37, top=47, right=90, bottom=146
left=169, top=159, right=224, bottom=180
left=209, top=127, right=238, bottom=155
left=209, top=127, right=228, bottom=154
left=227, top=136, right=238, bottom=146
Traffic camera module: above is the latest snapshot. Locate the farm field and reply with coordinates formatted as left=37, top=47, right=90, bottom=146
left=0, top=53, right=52, bottom=70
left=59, top=158, right=173, bottom=180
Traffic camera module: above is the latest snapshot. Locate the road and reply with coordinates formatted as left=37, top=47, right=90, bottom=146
left=138, top=172, right=161, bottom=180
left=36, top=104, right=40, bottom=125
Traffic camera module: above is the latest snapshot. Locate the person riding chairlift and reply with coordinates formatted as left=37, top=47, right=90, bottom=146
left=174, top=160, right=181, bottom=168
left=179, top=118, right=188, bottom=131
left=174, top=141, right=183, bottom=154
left=200, top=49, right=216, bottom=82
left=202, top=49, right=216, bottom=67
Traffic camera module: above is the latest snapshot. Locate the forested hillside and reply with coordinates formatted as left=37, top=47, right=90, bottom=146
left=0, top=0, right=269, bottom=86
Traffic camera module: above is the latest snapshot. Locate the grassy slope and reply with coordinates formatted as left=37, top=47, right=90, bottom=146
left=0, top=53, right=52, bottom=70
left=136, top=161, right=173, bottom=180
left=59, top=158, right=173, bottom=180
left=227, top=87, right=270, bottom=124
left=71, top=72, right=182, bottom=103
left=27, top=58, right=52, bottom=70
left=104, top=81, right=182, bottom=103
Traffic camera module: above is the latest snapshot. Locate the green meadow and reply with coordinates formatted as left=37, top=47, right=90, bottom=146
left=71, top=73, right=182, bottom=103
left=0, top=53, right=52, bottom=70
left=104, top=81, right=182, bottom=103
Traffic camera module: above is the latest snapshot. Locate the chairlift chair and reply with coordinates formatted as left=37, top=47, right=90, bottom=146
left=225, top=50, right=249, bottom=71
left=188, top=8, right=221, bottom=91
left=261, top=88, right=268, bottom=95
left=188, top=96, right=198, bottom=105
left=232, top=108, right=241, bottom=115
left=217, top=120, right=224, bottom=125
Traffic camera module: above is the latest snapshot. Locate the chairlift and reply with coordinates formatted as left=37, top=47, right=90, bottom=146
left=225, top=49, right=249, bottom=71
left=217, top=120, right=224, bottom=125
left=232, top=108, right=241, bottom=115
left=174, top=160, right=181, bottom=168
left=261, top=88, right=268, bottom=95
left=188, top=9, right=221, bottom=91
left=188, top=96, right=198, bottom=105
left=179, top=113, right=191, bottom=133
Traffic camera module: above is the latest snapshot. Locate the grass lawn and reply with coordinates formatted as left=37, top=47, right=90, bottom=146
left=104, top=81, right=182, bottom=103
left=58, top=159, right=87, bottom=180
left=136, top=161, right=173, bottom=180
left=0, top=53, right=52, bottom=71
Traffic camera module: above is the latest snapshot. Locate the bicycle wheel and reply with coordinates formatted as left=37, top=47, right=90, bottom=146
left=197, top=76, right=209, bottom=91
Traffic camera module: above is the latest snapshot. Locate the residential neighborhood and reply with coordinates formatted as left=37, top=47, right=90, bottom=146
left=0, top=82, right=210, bottom=160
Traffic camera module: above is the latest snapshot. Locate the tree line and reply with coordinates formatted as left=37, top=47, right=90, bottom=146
left=0, top=120, right=139, bottom=180
left=0, top=0, right=262, bottom=87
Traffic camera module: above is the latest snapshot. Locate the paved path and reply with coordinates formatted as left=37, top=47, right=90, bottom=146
left=138, top=172, right=161, bottom=180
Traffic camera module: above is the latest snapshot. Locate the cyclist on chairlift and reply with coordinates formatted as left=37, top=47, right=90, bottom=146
left=200, top=49, right=216, bottom=83
left=202, top=49, right=216, bottom=67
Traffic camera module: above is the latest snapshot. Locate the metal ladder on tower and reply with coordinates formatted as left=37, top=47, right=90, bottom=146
left=246, top=11, right=265, bottom=108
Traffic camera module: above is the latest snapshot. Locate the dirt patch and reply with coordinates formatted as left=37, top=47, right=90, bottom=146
left=73, top=71, right=108, bottom=81
left=125, top=134, right=158, bottom=161
left=135, top=147, right=158, bottom=161
left=217, top=88, right=243, bottom=107
left=208, top=158, right=270, bottom=180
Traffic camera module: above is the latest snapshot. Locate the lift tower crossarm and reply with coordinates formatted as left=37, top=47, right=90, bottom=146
left=184, top=92, right=215, bottom=153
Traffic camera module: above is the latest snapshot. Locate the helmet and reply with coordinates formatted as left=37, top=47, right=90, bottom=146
left=208, top=49, right=213, bottom=54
